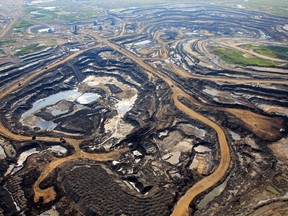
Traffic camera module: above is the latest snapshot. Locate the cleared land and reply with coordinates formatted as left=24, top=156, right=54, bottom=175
left=15, top=44, right=47, bottom=56
left=0, top=2, right=287, bottom=216
left=242, top=45, right=288, bottom=61
left=211, top=46, right=280, bottom=67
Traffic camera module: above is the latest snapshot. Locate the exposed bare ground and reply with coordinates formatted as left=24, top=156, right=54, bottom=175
left=86, top=30, right=231, bottom=216
left=0, top=0, right=24, bottom=39
left=225, top=108, right=285, bottom=141
left=33, top=148, right=128, bottom=204
left=217, top=41, right=287, bottom=63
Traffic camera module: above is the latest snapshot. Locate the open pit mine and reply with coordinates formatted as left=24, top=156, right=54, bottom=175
left=0, top=2, right=288, bottom=216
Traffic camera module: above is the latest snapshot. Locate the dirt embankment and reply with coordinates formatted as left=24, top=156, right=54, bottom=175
left=87, top=30, right=231, bottom=216
left=225, top=108, right=286, bottom=142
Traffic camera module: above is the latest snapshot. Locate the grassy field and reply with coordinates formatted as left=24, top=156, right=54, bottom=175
left=24, top=6, right=59, bottom=20
left=24, top=0, right=103, bottom=21
left=0, top=39, right=16, bottom=46
left=23, top=0, right=205, bottom=21
left=242, top=45, right=288, bottom=61
left=211, top=46, right=280, bottom=67
left=85, top=0, right=288, bottom=17
left=42, top=0, right=174, bottom=9
left=22, top=0, right=288, bottom=22
left=205, top=0, right=288, bottom=17
left=266, top=185, right=280, bottom=195
left=16, top=44, right=47, bottom=56
left=14, top=20, right=32, bottom=29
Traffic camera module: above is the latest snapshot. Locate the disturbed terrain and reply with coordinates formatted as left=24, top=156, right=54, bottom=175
left=0, top=1, right=288, bottom=216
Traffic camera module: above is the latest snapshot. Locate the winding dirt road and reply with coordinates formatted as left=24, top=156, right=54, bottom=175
left=0, top=2, right=286, bottom=214
left=0, top=45, right=101, bottom=100
left=87, top=30, right=231, bottom=216
left=0, top=22, right=284, bottom=214
left=33, top=147, right=128, bottom=204
left=0, top=46, right=102, bottom=147
left=171, top=93, right=230, bottom=216
left=0, top=43, right=129, bottom=204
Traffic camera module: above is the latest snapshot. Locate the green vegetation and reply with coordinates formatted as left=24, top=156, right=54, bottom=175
left=16, top=44, right=47, bottom=56
left=242, top=45, right=288, bottom=61
left=0, top=40, right=16, bottom=46
left=22, top=0, right=288, bottom=20
left=204, top=0, right=288, bottom=17
left=23, top=1, right=102, bottom=21
left=23, top=0, right=176, bottom=21
left=211, top=46, right=279, bottom=67
left=40, top=0, right=171, bottom=9
left=23, top=6, right=59, bottom=20
left=0, top=49, right=5, bottom=56
left=266, top=185, right=280, bottom=195
left=14, top=20, right=32, bottom=29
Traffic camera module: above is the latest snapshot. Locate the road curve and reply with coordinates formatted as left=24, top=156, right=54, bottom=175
left=0, top=45, right=101, bottom=100
left=0, top=43, right=129, bottom=203
left=0, top=45, right=101, bottom=147
left=0, top=26, right=230, bottom=212
left=86, top=30, right=231, bottom=216
left=33, top=148, right=128, bottom=204
left=171, top=91, right=230, bottom=216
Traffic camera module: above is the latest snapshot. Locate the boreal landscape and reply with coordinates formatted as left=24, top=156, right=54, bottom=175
left=0, top=0, right=288, bottom=215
